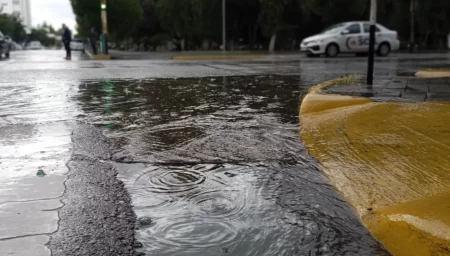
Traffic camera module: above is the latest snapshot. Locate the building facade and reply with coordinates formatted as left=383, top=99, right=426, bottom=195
left=0, top=0, right=32, bottom=30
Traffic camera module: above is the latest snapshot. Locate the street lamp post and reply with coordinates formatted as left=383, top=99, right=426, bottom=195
left=367, top=0, right=377, bottom=86
left=222, top=0, right=226, bottom=52
left=100, top=0, right=108, bottom=54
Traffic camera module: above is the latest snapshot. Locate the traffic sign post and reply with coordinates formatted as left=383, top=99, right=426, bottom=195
left=367, top=0, right=377, bottom=86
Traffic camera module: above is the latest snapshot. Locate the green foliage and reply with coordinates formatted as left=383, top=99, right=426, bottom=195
left=68, top=0, right=450, bottom=50
left=29, top=27, right=58, bottom=47
left=70, top=0, right=143, bottom=39
left=377, top=0, right=450, bottom=47
left=150, top=33, right=170, bottom=46
left=258, top=0, right=287, bottom=37
left=304, top=0, right=367, bottom=24
left=155, top=0, right=209, bottom=40
left=0, top=12, right=26, bottom=42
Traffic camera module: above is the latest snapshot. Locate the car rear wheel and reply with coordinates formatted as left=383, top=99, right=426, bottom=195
left=325, top=44, right=339, bottom=57
left=5, top=52, right=9, bottom=58
left=377, top=43, right=391, bottom=57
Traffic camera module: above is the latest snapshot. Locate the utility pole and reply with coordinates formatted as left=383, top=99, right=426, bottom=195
left=100, top=0, right=108, bottom=54
left=222, top=0, right=226, bottom=52
left=367, top=0, right=377, bottom=86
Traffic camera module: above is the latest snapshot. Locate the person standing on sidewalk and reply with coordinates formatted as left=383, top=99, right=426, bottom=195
left=62, top=24, right=72, bottom=60
left=90, top=27, right=99, bottom=55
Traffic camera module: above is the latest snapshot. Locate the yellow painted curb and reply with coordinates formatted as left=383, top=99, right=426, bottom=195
left=300, top=77, right=371, bottom=115
left=300, top=78, right=450, bottom=256
left=86, top=50, right=111, bottom=60
left=416, top=69, right=450, bottom=78
left=172, top=55, right=264, bottom=60
left=364, top=192, right=450, bottom=256
left=300, top=93, right=371, bottom=115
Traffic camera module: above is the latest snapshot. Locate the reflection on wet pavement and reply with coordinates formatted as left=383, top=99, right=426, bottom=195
left=76, top=76, right=389, bottom=255
left=0, top=78, right=75, bottom=255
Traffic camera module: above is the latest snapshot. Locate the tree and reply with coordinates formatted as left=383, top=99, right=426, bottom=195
left=29, top=27, right=56, bottom=46
left=0, top=12, right=27, bottom=42
left=415, top=0, right=450, bottom=48
left=70, top=0, right=142, bottom=40
left=304, top=0, right=367, bottom=24
left=155, top=0, right=208, bottom=50
left=377, top=0, right=450, bottom=49
left=258, top=0, right=301, bottom=53
left=258, top=0, right=285, bottom=53
left=133, top=0, right=161, bottom=48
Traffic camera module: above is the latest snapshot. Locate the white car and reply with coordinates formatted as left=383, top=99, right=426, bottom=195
left=300, top=21, right=400, bottom=57
left=27, top=41, right=43, bottom=50
left=70, top=38, right=84, bottom=51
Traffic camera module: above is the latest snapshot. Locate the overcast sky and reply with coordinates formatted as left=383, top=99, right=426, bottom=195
left=31, top=0, right=76, bottom=32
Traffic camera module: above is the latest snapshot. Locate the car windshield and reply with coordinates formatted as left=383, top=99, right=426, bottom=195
left=321, top=23, right=347, bottom=34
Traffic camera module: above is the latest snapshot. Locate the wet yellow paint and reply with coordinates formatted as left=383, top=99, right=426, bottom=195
left=300, top=93, right=371, bottom=115
left=364, top=192, right=450, bottom=256
left=300, top=83, right=450, bottom=255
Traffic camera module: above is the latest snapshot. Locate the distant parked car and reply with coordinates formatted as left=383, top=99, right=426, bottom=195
left=300, top=21, right=400, bottom=57
left=27, top=41, right=43, bottom=50
left=12, top=42, right=23, bottom=51
left=0, top=30, right=11, bottom=59
left=70, top=38, right=84, bottom=51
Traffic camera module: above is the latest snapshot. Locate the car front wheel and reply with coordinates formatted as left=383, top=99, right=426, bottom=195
left=325, top=44, right=339, bottom=57
left=5, top=52, right=9, bottom=58
left=377, top=43, right=391, bottom=57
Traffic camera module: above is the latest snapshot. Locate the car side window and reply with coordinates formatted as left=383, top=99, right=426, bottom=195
left=346, top=24, right=361, bottom=34
left=363, top=24, right=381, bottom=33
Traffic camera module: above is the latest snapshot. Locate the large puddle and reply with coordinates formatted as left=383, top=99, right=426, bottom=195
left=74, top=76, right=389, bottom=255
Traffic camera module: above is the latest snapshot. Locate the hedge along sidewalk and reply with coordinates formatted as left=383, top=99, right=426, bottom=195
left=299, top=77, right=450, bottom=256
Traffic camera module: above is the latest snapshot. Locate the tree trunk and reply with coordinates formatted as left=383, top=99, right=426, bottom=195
left=268, top=33, right=277, bottom=53
left=181, top=39, right=185, bottom=51
left=423, top=30, right=430, bottom=49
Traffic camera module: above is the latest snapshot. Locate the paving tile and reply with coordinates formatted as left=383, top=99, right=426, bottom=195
left=385, top=82, right=407, bottom=89
left=406, top=83, right=428, bottom=93
left=352, top=88, right=376, bottom=97
left=426, top=93, right=450, bottom=102
left=429, top=84, right=450, bottom=93
left=376, top=89, right=402, bottom=97
left=401, top=91, right=427, bottom=102
left=370, top=97, right=415, bottom=102
left=426, top=78, right=449, bottom=84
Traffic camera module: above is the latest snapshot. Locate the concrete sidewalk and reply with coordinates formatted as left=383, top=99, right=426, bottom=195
left=324, top=76, right=450, bottom=102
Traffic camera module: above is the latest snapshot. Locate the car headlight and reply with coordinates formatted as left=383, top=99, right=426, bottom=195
left=308, top=41, right=317, bottom=45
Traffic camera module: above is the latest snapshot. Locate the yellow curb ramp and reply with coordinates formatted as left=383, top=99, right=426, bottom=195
left=86, top=50, right=111, bottom=60
left=172, top=55, right=264, bottom=60
left=299, top=79, right=450, bottom=256
left=416, top=69, right=450, bottom=78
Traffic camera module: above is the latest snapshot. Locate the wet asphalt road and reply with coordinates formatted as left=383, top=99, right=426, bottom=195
left=0, top=50, right=449, bottom=256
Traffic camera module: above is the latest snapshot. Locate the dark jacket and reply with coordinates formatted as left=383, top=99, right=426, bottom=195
left=62, top=28, right=72, bottom=43
left=90, top=30, right=99, bottom=44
